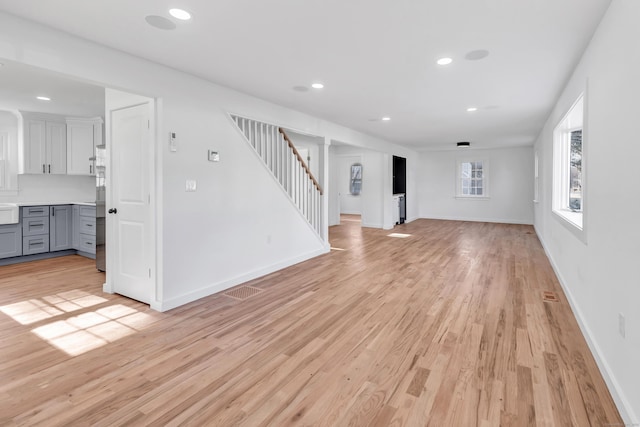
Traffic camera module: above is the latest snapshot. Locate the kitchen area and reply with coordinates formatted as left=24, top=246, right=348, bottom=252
left=0, top=60, right=106, bottom=271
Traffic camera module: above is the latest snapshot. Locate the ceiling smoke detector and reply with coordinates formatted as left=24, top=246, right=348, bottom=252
left=145, top=15, right=176, bottom=30
left=457, top=141, right=471, bottom=148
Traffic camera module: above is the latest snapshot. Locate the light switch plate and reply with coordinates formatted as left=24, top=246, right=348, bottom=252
left=208, top=150, right=219, bottom=162
left=185, top=179, right=197, bottom=192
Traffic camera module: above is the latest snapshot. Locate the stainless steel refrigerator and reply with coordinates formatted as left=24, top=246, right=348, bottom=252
left=95, top=143, right=106, bottom=271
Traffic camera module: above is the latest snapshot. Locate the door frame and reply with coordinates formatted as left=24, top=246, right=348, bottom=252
left=103, top=91, right=158, bottom=308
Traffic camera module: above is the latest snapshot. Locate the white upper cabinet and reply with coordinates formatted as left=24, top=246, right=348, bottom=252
left=66, top=117, right=103, bottom=176
left=21, top=112, right=67, bottom=175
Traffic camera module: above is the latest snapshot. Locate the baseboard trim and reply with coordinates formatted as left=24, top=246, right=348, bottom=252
left=534, top=228, right=639, bottom=426
left=420, top=215, right=533, bottom=225
left=153, top=246, right=330, bottom=312
left=361, top=222, right=383, bottom=229
left=0, top=249, right=80, bottom=266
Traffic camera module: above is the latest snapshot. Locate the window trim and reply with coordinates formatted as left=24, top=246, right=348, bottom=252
left=456, top=158, right=490, bottom=199
left=552, top=93, right=587, bottom=243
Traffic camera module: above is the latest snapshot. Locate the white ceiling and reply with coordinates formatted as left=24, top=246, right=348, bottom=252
left=0, top=60, right=105, bottom=117
left=0, top=0, right=612, bottom=150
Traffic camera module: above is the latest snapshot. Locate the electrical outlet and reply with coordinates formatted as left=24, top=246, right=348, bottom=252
left=619, top=313, right=626, bottom=338
left=185, top=179, right=197, bottom=192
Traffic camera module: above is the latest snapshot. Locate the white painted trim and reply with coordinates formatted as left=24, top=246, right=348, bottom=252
left=152, top=246, right=330, bottom=312
left=534, top=226, right=639, bottom=426
left=420, top=215, right=533, bottom=225
left=340, top=209, right=361, bottom=215
left=361, top=222, right=384, bottom=229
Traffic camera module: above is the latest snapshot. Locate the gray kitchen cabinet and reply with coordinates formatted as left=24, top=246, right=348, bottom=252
left=0, top=223, right=22, bottom=259
left=77, top=206, right=96, bottom=255
left=72, top=205, right=80, bottom=249
left=23, top=234, right=50, bottom=255
left=21, top=205, right=49, bottom=255
left=50, top=205, right=73, bottom=251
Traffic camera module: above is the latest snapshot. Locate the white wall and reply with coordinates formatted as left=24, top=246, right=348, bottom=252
left=418, top=146, right=534, bottom=224
left=337, top=155, right=362, bottom=215
left=533, top=1, right=639, bottom=423
left=0, top=11, right=418, bottom=311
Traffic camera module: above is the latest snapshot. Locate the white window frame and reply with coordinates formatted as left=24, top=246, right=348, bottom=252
left=552, top=94, right=586, bottom=241
left=456, top=158, right=489, bottom=199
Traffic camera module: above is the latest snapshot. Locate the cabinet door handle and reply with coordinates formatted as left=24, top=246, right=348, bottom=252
left=42, top=164, right=45, bottom=173
left=108, top=208, right=117, bottom=214
left=90, top=165, right=93, bottom=174
left=48, top=164, right=51, bottom=174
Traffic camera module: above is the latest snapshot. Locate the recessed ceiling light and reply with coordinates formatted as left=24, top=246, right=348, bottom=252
left=292, top=85, right=309, bottom=92
left=169, top=8, right=192, bottom=20
left=381, top=117, right=391, bottom=121
left=436, top=57, right=453, bottom=66
left=311, top=83, right=324, bottom=89
left=36, top=96, right=51, bottom=101
left=467, top=107, right=478, bottom=112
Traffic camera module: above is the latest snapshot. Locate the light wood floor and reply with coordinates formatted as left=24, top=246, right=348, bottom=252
left=0, top=220, right=622, bottom=426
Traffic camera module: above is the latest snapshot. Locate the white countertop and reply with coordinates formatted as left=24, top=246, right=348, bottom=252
left=15, top=201, right=96, bottom=207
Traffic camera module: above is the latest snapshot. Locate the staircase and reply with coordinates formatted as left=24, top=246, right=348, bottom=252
left=230, top=115, right=323, bottom=238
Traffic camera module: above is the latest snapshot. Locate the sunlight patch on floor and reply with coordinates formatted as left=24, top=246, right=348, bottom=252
left=0, top=290, right=156, bottom=357
left=387, top=233, right=412, bottom=238
left=30, top=303, right=153, bottom=356
left=0, top=290, right=108, bottom=325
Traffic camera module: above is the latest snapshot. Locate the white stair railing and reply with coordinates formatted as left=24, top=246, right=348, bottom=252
left=231, top=115, right=323, bottom=237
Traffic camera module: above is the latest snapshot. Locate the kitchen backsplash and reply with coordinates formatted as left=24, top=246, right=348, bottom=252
left=0, top=174, right=94, bottom=203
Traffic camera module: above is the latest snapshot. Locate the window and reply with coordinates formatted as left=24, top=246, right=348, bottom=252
left=457, top=159, right=489, bottom=198
left=553, top=94, right=584, bottom=232
left=350, top=163, right=362, bottom=195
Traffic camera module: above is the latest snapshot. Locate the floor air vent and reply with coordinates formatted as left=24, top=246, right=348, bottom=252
left=542, top=291, right=559, bottom=302
left=224, top=286, right=264, bottom=301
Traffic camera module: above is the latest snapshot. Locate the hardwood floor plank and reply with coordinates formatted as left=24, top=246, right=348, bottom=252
left=0, top=221, right=624, bottom=426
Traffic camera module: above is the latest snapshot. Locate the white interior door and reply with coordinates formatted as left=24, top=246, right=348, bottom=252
left=109, top=103, right=152, bottom=304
